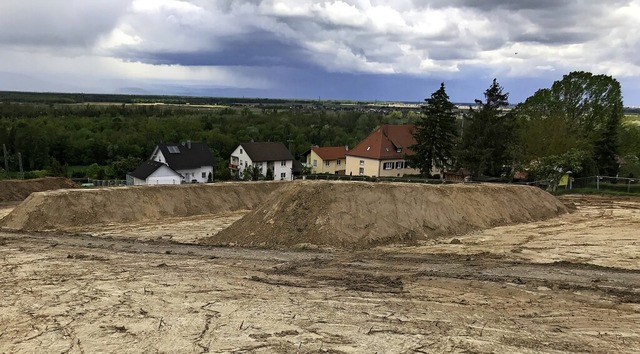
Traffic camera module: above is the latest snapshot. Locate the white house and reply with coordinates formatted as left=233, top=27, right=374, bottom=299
left=230, top=142, right=294, bottom=180
left=128, top=160, right=182, bottom=185
left=128, top=141, right=216, bottom=185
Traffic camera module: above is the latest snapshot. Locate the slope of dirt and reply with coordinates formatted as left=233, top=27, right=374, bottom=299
left=0, top=177, right=77, bottom=202
left=0, top=182, right=283, bottom=231
left=208, top=181, right=568, bottom=249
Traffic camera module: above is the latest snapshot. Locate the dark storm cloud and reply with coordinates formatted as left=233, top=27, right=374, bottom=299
left=0, top=0, right=639, bottom=105
left=117, top=34, right=312, bottom=67
left=0, top=0, right=131, bottom=48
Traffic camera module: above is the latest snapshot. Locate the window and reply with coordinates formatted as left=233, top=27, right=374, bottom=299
left=240, top=148, right=243, bottom=154
left=359, top=167, right=364, bottom=176
left=280, top=172, right=286, bottom=180
left=167, top=146, right=180, bottom=154
left=396, top=161, right=404, bottom=169
left=281, top=161, right=287, bottom=166
left=313, top=160, right=317, bottom=167
left=383, top=162, right=394, bottom=170
left=359, top=160, right=364, bottom=166
left=324, top=161, right=330, bottom=167
left=336, top=159, right=342, bottom=166
left=202, top=172, right=206, bottom=178
left=396, top=148, right=402, bottom=153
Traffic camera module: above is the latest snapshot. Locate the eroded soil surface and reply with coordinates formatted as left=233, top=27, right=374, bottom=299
left=1, top=194, right=639, bottom=353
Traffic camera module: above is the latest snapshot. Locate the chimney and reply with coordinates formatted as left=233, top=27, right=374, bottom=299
left=345, top=145, right=349, bottom=151
left=187, top=140, right=191, bottom=149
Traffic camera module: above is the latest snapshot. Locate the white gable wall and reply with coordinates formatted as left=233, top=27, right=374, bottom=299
left=177, top=166, right=213, bottom=183
left=230, top=145, right=253, bottom=179
left=274, top=160, right=293, bottom=180
left=146, top=165, right=182, bottom=185
left=151, top=148, right=166, bottom=164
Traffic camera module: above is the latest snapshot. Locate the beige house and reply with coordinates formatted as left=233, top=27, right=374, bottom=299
left=345, top=124, right=421, bottom=177
left=307, top=146, right=348, bottom=175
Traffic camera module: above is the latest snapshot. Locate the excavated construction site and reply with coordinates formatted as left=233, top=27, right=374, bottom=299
left=0, top=177, right=77, bottom=203
left=1, top=181, right=283, bottom=232
left=209, top=181, right=567, bottom=249
left=1, top=181, right=567, bottom=249
left=1, top=180, right=639, bottom=353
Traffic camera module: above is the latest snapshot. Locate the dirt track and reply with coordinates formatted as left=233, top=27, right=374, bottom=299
left=1, top=194, right=639, bottom=353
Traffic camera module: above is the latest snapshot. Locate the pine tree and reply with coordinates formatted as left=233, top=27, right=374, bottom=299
left=408, top=83, right=458, bottom=176
left=457, top=79, right=515, bottom=178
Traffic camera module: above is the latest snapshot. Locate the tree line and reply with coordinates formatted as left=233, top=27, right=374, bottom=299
left=0, top=101, right=412, bottom=179
left=410, top=71, right=638, bottom=189
left=0, top=70, right=638, bottom=184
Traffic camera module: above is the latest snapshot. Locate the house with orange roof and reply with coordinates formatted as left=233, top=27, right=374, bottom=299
left=306, top=146, right=349, bottom=175
left=345, top=124, right=421, bottom=177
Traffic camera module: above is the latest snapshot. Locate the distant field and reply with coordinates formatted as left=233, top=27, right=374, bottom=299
left=623, top=114, right=640, bottom=125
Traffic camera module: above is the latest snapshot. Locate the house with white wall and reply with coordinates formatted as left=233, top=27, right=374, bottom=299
left=128, top=141, right=216, bottom=185
left=230, top=142, right=294, bottom=180
left=128, top=160, right=182, bottom=185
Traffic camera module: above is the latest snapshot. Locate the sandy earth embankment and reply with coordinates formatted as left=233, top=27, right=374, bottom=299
left=0, top=177, right=77, bottom=202
left=209, top=181, right=567, bottom=249
left=0, top=182, right=283, bottom=231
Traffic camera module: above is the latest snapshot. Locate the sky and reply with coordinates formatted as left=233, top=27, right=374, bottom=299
left=1, top=0, right=639, bottom=105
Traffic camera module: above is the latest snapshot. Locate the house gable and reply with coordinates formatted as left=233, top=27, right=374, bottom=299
left=130, top=160, right=167, bottom=180
left=152, top=142, right=215, bottom=171
left=346, top=124, right=416, bottom=160
left=128, top=160, right=183, bottom=185
left=230, top=142, right=295, bottom=180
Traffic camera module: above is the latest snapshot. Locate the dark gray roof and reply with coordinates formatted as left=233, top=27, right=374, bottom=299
left=156, top=142, right=216, bottom=170
left=130, top=160, right=179, bottom=180
left=241, top=142, right=294, bottom=162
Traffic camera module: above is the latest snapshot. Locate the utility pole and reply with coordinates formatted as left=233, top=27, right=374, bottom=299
left=2, top=144, right=8, bottom=172
left=18, top=152, right=23, bottom=179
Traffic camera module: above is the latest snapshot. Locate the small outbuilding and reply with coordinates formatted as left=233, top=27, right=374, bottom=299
left=127, top=160, right=182, bottom=185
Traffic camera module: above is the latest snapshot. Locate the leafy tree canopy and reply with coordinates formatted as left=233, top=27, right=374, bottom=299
left=514, top=71, right=624, bottom=176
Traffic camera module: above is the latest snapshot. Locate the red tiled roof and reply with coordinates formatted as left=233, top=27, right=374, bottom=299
left=346, top=124, right=416, bottom=160
left=311, top=146, right=348, bottom=161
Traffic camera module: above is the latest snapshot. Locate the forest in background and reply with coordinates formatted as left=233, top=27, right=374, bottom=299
left=0, top=98, right=415, bottom=180
left=1, top=71, right=639, bottom=182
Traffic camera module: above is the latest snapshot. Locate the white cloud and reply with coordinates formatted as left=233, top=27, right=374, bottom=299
left=0, top=0, right=639, bottom=101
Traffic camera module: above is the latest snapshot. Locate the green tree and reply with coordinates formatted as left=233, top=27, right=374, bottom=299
left=530, top=148, right=587, bottom=191
left=48, top=157, right=68, bottom=177
left=106, top=157, right=142, bottom=180
left=408, top=83, right=458, bottom=176
left=457, top=79, right=515, bottom=177
left=514, top=71, right=624, bottom=176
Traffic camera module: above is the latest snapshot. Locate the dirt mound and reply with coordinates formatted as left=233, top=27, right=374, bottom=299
left=0, top=182, right=283, bottom=231
left=0, top=177, right=77, bottom=203
left=207, top=181, right=568, bottom=249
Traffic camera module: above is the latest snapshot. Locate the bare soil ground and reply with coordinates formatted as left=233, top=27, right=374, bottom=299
left=0, top=177, right=77, bottom=203
left=1, top=194, right=639, bottom=353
